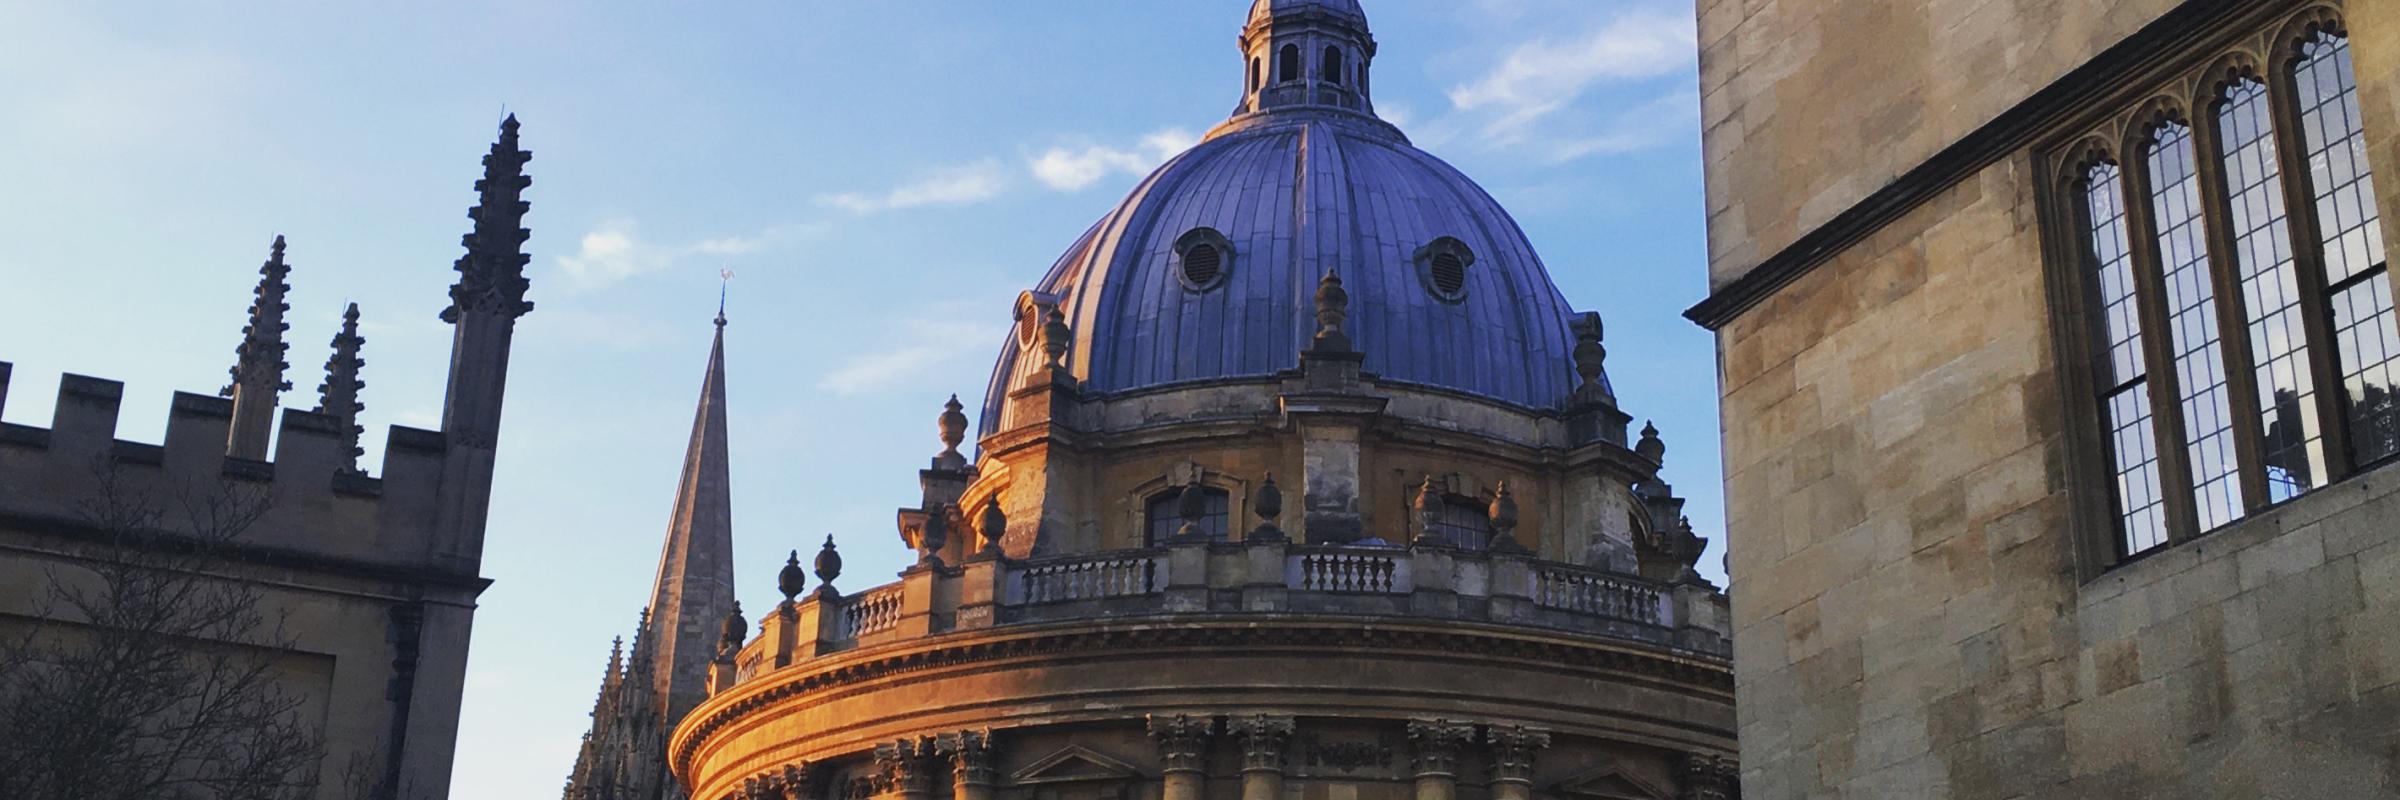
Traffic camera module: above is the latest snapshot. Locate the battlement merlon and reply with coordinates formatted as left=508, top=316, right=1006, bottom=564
left=0, top=364, right=465, bottom=576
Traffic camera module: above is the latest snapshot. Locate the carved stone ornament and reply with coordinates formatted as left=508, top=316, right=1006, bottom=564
left=1484, top=725, right=1552, bottom=785
left=938, top=730, right=996, bottom=787
left=1146, top=714, right=1214, bottom=773
left=1231, top=715, right=1296, bottom=773
left=1674, top=753, right=1738, bottom=800
left=1405, top=719, right=1475, bottom=777
left=873, top=737, right=942, bottom=796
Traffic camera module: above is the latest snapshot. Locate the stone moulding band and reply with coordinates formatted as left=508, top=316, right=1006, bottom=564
left=1683, top=0, right=2260, bottom=331
left=667, top=618, right=1734, bottom=777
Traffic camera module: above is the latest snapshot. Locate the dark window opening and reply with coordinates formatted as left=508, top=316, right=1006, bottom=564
left=1278, top=44, right=1300, bottom=83
left=1146, top=487, right=1229, bottom=545
left=1426, top=497, right=1494, bottom=550
left=1183, top=243, right=1222, bottom=287
left=1322, top=47, right=1345, bottom=86
left=1249, top=57, right=1261, bottom=91
left=1430, top=252, right=1467, bottom=296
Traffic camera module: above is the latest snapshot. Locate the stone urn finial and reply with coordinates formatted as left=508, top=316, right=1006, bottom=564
left=1571, top=312, right=1609, bottom=398
left=813, top=534, right=844, bottom=590
left=976, top=501, right=1007, bottom=558
left=937, top=394, right=969, bottom=461
left=1313, top=269, right=1352, bottom=352
left=777, top=549, right=806, bottom=602
left=1636, top=421, right=1665, bottom=464
left=1488, top=480, right=1527, bottom=553
left=1040, top=308, right=1072, bottom=370
left=1412, top=474, right=1444, bottom=547
left=1248, top=472, right=1286, bottom=542
left=718, top=600, right=747, bottom=657
left=919, top=503, right=950, bottom=563
left=1174, top=473, right=1211, bottom=541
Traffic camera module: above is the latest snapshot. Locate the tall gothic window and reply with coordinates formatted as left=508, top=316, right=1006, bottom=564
left=2081, top=162, right=2170, bottom=555
left=2145, top=122, right=2243, bottom=530
left=2292, top=31, right=2399, bottom=464
left=2051, top=14, right=2398, bottom=567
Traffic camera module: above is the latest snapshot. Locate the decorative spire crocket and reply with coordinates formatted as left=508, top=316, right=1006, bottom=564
left=443, top=115, right=534, bottom=324
left=224, top=235, right=293, bottom=460
left=315, top=302, right=368, bottom=475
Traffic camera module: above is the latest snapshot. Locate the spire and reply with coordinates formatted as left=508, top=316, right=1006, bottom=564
left=639, top=314, right=738, bottom=726
left=224, top=235, right=293, bottom=460
left=316, top=303, right=368, bottom=475
left=430, top=115, right=534, bottom=571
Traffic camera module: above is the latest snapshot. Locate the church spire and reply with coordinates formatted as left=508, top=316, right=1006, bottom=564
left=640, top=310, right=738, bottom=725
left=316, top=303, right=368, bottom=475
left=224, top=235, right=293, bottom=460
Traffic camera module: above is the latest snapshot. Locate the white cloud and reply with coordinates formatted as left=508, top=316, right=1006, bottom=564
left=1027, top=128, right=1198, bottom=192
left=817, top=317, right=1004, bottom=395
left=817, top=160, right=1008, bottom=214
left=1442, top=7, right=1694, bottom=158
left=553, top=219, right=813, bottom=290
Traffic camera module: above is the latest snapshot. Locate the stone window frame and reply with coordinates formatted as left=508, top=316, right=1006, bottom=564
left=1172, top=227, right=1236, bottom=293
left=1126, top=463, right=1249, bottom=548
left=1413, top=237, right=1478, bottom=303
left=2036, top=2, right=2400, bottom=573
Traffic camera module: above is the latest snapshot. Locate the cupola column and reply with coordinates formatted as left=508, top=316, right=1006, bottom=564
left=1147, top=714, right=1214, bottom=800
left=1232, top=715, right=1294, bottom=800
left=1406, top=720, right=1474, bottom=800
left=1483, top=726, right=1550, bottom=800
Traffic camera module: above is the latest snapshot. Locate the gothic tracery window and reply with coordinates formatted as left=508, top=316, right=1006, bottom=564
left=2051, top=14, right=2398, bottom=566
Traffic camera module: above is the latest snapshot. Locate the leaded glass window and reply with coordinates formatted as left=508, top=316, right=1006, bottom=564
left=2147, top=123, right=2244, bottom=529
left=1145, top=486, right=1229, bottom=544
left=2083, top=163, right=2170, bottom=554
left=2218, top=78, right=2328, bottom=499
left=2293, top=31, right=2400, bottom=465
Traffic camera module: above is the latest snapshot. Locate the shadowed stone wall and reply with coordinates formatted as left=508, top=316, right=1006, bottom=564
left=1698, top=0, right=2400, bottom=797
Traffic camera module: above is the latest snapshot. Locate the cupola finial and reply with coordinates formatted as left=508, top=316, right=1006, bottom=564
left=1570, top=311, right=1612, bottom=405
left=936, top=394, right=969, bottom=468
left=1312, top=270, right=1352, bottom=353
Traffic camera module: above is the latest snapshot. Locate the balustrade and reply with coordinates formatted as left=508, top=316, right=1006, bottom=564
left=1010, top=552, right=1161, bottom=604
left=1533, top=564, right=1663, bottom=625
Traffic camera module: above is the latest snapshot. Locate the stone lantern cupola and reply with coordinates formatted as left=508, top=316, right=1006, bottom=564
left=1239, top=0, right=1377, bottom=117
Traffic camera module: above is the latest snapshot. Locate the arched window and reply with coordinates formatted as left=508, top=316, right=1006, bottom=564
left=1425, top=496, right=1494, bottom=550
left=2291, top=30, right=2398, bottom=466
left=2216, top=77, right=2324, bottom=500
left=1278, top=44, right=1301, bottom=83
left=1145, top=486, right=1229, bottom=545
left=1249, top=57, right=1261, bottom=92
left=1322, top=47, right=1345, bottom=86
left=2078, top=161, right=2170, bottom=556
left=2142, top=121, right=2242, bottom=530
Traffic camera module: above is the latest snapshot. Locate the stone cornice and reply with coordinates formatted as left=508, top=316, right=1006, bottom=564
left=670, top=616, right=1733, bottom=779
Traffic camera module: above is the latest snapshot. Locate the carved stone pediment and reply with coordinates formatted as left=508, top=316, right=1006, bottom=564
left=1010, top=746, right=1142, bottom=785
left=1550, top=765, right=1669, bottom=800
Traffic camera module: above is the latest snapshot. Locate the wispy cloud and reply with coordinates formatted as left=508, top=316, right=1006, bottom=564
left=1437, top=6, right=1695, bottom=163
left=817, top=315, right=1005, bottom=396
left=1027, top=128, right=1197, bottom=192
left=817, top=160, right=1008, bottom=214
left=553, top=219, right=812, bottom=290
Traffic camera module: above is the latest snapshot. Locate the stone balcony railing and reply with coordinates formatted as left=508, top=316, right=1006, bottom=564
left=722, top=538, right=1732, bottom=691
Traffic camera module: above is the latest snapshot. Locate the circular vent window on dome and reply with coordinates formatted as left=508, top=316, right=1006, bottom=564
left=1415, top=237, right=1476, bottom=302
left=1174, top=228, right=1235, bottom=292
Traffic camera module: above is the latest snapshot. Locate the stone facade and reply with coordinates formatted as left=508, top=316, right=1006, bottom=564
left=1696, top=0, right=2400, bottom=797
left=667, top=3, right=1738, bottom=800
left=0, top=117, right=533, bottom=800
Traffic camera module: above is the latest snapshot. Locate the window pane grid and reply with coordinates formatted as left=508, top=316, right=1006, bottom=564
left=2148, top=124, right=2243, bottom=529
left=2296, top=33, right=2400, bottom=465
left=2084, top=164, right=2169, bottom=554
left=2220, top=79, right=2329, bottom=500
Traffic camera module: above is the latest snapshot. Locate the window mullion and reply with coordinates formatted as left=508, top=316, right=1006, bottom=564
left=2191, top=101, right=2276, bottom=511
left=2266, top=61, right=2360, bottom=480
left=2120, top=156, right=2206, bottom=541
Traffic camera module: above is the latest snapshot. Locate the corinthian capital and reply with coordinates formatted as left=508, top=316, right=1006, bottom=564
left=1483, top=725, right=1551, bottom=785
left=938, top=730, right=997, bottom=787
left=1405, top=719, right=1476, bottom=777
left=1146, top=713, right=1215, bottom=773
left=1674, top=753, right=1738, bottom=800
left=873, top=737, right=943, bottom=796
left=1230, top=715, right=1296, bottom=773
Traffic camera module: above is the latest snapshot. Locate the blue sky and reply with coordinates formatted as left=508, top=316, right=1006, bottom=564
left=0, top=1, right=1713, bottom=797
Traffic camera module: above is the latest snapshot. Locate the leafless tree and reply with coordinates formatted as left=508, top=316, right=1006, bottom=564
left=0, top=462, right=324, bottom=800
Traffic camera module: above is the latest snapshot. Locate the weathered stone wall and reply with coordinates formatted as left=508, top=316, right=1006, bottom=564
left=1697, top=0, right=2181, bottom=287
left=1707, top=3, right=2400, bottom=797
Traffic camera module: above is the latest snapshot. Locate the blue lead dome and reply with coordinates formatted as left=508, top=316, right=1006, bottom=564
left=982, top=0, right=1600, bottom=435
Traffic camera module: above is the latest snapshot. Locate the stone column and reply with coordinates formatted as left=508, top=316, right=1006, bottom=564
left=1673, top=753, right=1738, bottom=800
left=942, top=731, right=996, bottom=800
left=1405, top=720, right=1474, bottom=800
left=1147, top=714, right=1214, bottom=800
left=1231, top=715, right=1295, bottom=800
left=874, top=738, right=942, bottom=800
left=1483, top=726, right=1550, bottom=800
